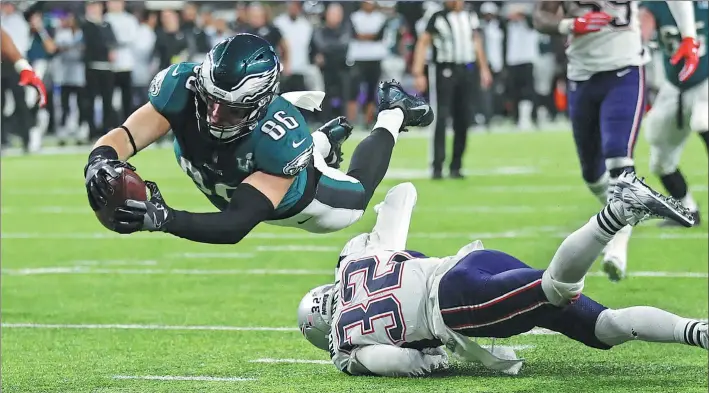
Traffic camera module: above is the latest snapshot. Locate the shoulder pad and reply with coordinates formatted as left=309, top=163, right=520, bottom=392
left=254, top=97, right=313, bottom=177
left=148, top=62, right=199, bottom=115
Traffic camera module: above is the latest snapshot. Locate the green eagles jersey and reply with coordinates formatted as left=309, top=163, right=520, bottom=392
left=148, top=62, right=314, bottom=215
left=642, top=1, right=709, bottom=90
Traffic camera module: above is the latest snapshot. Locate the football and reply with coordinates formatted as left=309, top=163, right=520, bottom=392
left=94, top=167, right=148, bottom=231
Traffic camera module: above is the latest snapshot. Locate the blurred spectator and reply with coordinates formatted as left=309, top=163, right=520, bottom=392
left=154, top=9, right=188, bottom=70
left=1, top=1, right=32, bottom=150
left=246, top=3, right=290, bottom=75
left=81, top=0, right=118, bottom=140
left=26, top=10, right=57, bottom=151
left=310, top=2, right=350, bottom=118
left=105, top=0, right=139, bottom=122
left=55, top=12, right=88, bottom=143
left=274, top=1, right=312, bottom=93
left=230, top=2, right=250, bottom=34
left=479, top=2, right=505, bottom=126
left=379, top=1, right=411, bottom=83
left=132, top=9, right=157, bottom=107
left=503, top=3, right=538, bottom=130
left=210, top=17, right=232, bottom=47
left=347, top=0, right=387, bottom=127
left=181, top=2, right=211, bottom=62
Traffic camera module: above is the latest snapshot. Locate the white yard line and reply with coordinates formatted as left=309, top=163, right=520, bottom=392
left=2, top=323, right=298, bottom=331
left=3, top=230, right=707, bottom=240
left=112, top=375, right=255, bottom=382
left=169, top=253, right=255, bottom=259
left=2, top=267, right=705, bottom=278
left=254, top=245, right=340, bottom=252
left=6, top=184, right=708, bottom=196
left=250, top=358, right=332, bottom=365
left=1, top=267, right=334, bottom=276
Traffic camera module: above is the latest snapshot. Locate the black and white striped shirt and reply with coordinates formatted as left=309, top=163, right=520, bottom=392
left=425, top=9, right=480, bottom=64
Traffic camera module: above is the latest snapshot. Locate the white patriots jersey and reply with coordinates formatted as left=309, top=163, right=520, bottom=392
left=328, top=250, right=448, bottom=376
left=565, top=1, right=649, bottom=81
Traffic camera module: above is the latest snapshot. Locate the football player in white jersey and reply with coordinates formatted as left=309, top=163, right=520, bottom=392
left=297, top=180, right=702, bottom=377
left=532, top=1, right=701, bottom=281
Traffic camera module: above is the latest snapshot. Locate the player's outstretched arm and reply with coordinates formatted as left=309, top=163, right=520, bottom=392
left=533, top=2, right=611, bottom=36
left=85, top=103, right=172, bottom=212
left=345, top=345, right=449, bottom=377
left=93, top=102, right=171, bottom=161
left=113, top=171, right=294, bottom=243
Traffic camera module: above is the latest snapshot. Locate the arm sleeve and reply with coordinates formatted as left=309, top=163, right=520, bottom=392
left=470, top=12, right=481, bottom=31
left=165, top=183, right=275, bottom=244
left=666, top=1, right=697, bottom=39
left=346, top=345, right=449, bottom=377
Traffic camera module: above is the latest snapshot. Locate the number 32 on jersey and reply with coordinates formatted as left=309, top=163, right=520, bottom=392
left=334, top=253, right=412, bottom=353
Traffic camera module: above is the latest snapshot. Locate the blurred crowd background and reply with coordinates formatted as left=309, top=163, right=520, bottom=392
left=1, top=0, right=579, bottom=154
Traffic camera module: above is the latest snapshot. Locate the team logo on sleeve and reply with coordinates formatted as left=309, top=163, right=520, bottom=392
left=149, top=68, right=169, bottom=97
left=283, top=145, right=313, bottom=176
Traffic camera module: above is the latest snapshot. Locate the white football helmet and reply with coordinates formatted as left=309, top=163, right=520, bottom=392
left=297, top=284, right=335, bottom=351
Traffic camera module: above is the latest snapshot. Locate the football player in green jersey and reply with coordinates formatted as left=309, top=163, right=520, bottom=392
left=84, top=34, right=433, bottom=244
left=640, top=1, right=707, bottom=227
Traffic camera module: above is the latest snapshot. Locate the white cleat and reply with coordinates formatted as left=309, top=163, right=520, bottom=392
left=602, top=226, right=631, bottom=282
left=612, top=172, right=695, bottom=227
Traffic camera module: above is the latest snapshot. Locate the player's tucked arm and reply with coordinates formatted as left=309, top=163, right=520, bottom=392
left=1, top=27, right=30, bottom=72
left=532, top=2, right=565, bottom=35
left=163, top=172, right=295, bottom=244
left=666, top=1, right=697, bottom=39
left=92, top=103, right=171, bottom=161
left=345, top=345, right=449, bottom=377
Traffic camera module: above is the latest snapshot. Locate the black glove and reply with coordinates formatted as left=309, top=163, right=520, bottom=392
left=316, top=116, right=353, bottom=169
left=113, top=181, right=174, bottom=234
left=84, top=158, right=136, bottom=211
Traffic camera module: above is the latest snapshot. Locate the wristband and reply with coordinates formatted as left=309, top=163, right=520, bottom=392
left=558, top=19, right=574, bottom=35
left=88, top=145, right=119, bottom=163
left=13, top=58, right=32, bottom=74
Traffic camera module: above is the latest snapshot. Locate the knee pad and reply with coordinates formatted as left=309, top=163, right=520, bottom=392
left=542, top=270, right=584, bottom=307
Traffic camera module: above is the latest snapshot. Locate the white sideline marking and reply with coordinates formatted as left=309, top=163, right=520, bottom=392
left=250, top=358, right=332, bottom=365
left=2, top=323, right=298, bottom=332
left=73, top=260, right=158, bottom=266
left=3, top=267, right=705, bottom=278
left=255, top=245, right=339, bottom=252
left=170, top=253, right=255, bottom=259
left=1, top=267, right=334, bottom=276
left=481, top=344, right=536, bottom=351
left=112, top=375, right=255, bottom=382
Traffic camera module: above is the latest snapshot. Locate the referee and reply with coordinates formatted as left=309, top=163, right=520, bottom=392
left=412, top=0, right=492, bottom=180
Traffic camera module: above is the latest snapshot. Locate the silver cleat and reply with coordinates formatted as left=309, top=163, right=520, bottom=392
left=612, top=172, right=695, bottom=227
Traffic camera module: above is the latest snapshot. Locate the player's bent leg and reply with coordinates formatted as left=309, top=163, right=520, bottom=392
left=439, top=250, right=549, bottom=338
left=545, top=172, right=695, bottom=304
left=595, top=307, right=708, bottom=350
left=645, top=82, right=698, bottom=225
left=566, top=78, right=607, bottom=203
left=346, top=80, right=433, bottom=208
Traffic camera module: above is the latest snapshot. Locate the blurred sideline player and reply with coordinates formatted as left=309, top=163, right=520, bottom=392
left=297, top=180, right=700, bottom=377
left=532, top=1, right=701, bottom=281
left=640, top=1, right=707, bottom=227
left=83, top=34, right=433, bottom=244
left=0, top=27, right=47, bottom=106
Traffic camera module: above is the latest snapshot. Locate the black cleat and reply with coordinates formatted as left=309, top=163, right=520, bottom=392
left=315, top=116, right=353, bottom=169
left=377, top=80, right=434, bottom=131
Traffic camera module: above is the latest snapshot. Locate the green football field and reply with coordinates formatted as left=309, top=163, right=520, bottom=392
left=2, top=130, right=707, bottom=393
